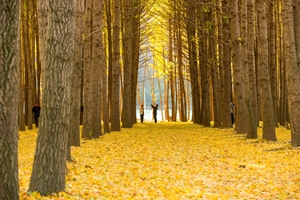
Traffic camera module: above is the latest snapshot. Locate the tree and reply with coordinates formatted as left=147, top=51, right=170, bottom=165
left=245, top=0, right=257, bottom=139
left=221, top=0, right=232, bottom=128
left=122, top=0, right=133, bottom=128
left=28, top=0, right=75, bottom=194
left=257, top=0, right=276, bottom=141
left=0, top=1, right=20, bottom=199
left=82, top=0, right=93, bottom=138
left=111, top=0, right=121, bottom=131
left=90, top=0, right=103, bottom=137
left=282, top=0, right=300, bottom=146
left=229, top=0, right=247, bottom=133
left=69, top=0, right=84, bottom=147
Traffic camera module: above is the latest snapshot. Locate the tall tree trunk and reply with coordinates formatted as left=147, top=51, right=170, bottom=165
left=221, top=0, right=232, bottom=128
left=240, top=0, right=256, bottom=138
left=282, top=0, right=300, bottom=146
left=247, top=0, right=258, bottom=128
left=69, top=0, right=83, bottom=147
left=122, top=0, right=133, bottom=128
left=82, top=0, right=93, bottom=138
left=257, top=0, right=276, bottom=141
left=245, top=0, right=257, bottom=138
left=230, top=0, right=247, bottom=133
left=111, top=0, right=121, bottom=131
left=186, top=0, right=200, bottom=124
left=90, top=0, right=102, bottom=137
left=269, top=0, right=278, bottom=127
left=0, top=1, right=20, bottom=198
left=131, top=1, right=140, bottom=124
left=105, top=0, right=113, bottom=122
left=100, top=0, right=110, bottom=134
left=29, top=0, right=75, bottom=194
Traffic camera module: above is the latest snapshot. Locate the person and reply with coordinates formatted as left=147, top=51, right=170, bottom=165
left=230, top=101, right=234, bottom=127
left=140, top=104, right=144, bottom=123
left=32, top=102, right=41, bottom=127
left=151, top=102, right=159, bottom=123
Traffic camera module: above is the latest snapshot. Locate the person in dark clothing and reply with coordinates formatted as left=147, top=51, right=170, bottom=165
left=230, top=101, right=234, bottom=127
left=151, top=102, right=159, bottom=123
left=32, top=102, right=41, bottom=127
left=140, top=104, right=144, bottom=123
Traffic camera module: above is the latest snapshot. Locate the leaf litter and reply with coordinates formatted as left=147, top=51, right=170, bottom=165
left=19, top=122, right=300, bottom=199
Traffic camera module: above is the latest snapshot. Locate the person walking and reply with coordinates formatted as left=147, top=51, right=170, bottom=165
left=32, top=102, right=41, bottom=127
left=140, top=104, right=144, bottom=123
left=230, top=101, right=234, bottom=127
left=151, top=102, right=159, bottom=123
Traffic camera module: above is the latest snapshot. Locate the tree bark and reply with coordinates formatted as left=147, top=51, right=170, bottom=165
left=90, top=0, right=103, bottom=137
left=70, top=0, right=84, bottom=147
left=221, top=0, right=232, bottom=128
left=0, top=1, right=20, bottom=198
left=282, top=0, right=300, bottom=146
left=230, top=0, right=247, bottom=133
left=29, top=0, right=75, bottom=194
left=122, top=0, right=133, bottom=128
left=111, top=0, right=121, bottom=131
left=82, top=0, right=93, bottom=138
left=257, top=0, right=277, bottom=141
left=245, top=0, right=257, bottom=138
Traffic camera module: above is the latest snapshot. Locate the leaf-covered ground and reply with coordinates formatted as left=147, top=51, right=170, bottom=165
left=19, top=122, right=300, bottom=199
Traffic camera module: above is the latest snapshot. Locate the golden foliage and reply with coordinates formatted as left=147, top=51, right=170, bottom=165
left=19, top=122, right=300, bottom=199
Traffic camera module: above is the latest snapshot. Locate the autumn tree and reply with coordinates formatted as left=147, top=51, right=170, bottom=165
left=28, top=0, right=75, bottom=194
left=111, top=0, right=121, bottom=131
left=282, top=0, right=300, bottom=146
left=122, top=0, right=133, bottom=128
left=229, top=0, right=247, bottom=133
left=0, top=1, right=20, bottom=199
left=257, top=0, right=276, bottom=141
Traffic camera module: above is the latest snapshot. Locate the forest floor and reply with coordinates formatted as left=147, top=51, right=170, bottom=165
left=19, top=122, right=300, bottom=199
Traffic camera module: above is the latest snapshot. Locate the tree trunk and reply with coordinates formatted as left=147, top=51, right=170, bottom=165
left=269, top=0, right=278, bottom=127
left=111, top=0, right=121, bottom=131
left=29, top=0, right=75, bottom=194
left=257, top=0, right=276, bottom=141
left=282, top=0, right=300, bottom=146
left=131, top=0, right=140, bottom=124
left=186, top=0, right=200, bottom=124
left=0, top=1, right=20, bottom=198
left=90, top=0, right=102, bottom=137
left=230, top=0, right=247, bottom=133
left=122, top=0, right=133, bottom=128
left=221, top=0, right=232, bottom=128
left=245, top=0, right=257, bottom=138
left=69, top=0, right=84, bottom=147
left=82, top=0, right=93, bottom=138
left=100, top=0, right=110, bottom=134
left=247, top=0, right=258, bottom=129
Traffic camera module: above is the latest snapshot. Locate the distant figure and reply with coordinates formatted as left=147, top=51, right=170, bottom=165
left=151, top=102, right=159, bottom=123
left=140, top=104, right=144, bottom=123
left=32, top=102, right=41, bottom=127
left=230, top=101, right=234, bottom=126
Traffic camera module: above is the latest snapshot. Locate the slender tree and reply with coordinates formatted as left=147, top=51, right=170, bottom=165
left=229, top=0, right=247, bottom=133
left=122, top=0, right=133, bottom=128
left=69, top=0, right=84, bottom=147
left=257, top=0, right=276, bottom=141
left=111, top=0, right=121, bottom=131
